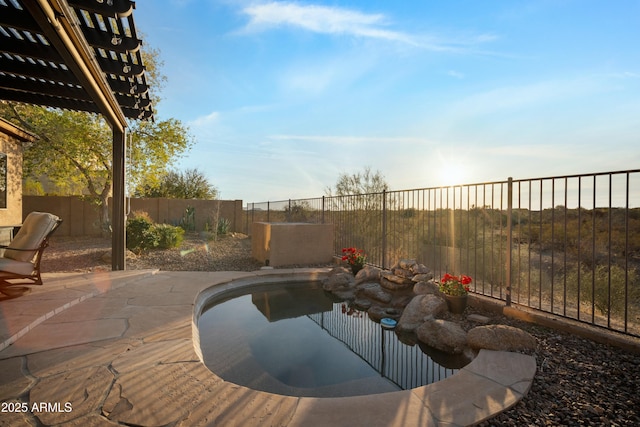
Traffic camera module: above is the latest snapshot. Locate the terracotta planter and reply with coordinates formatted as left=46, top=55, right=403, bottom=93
left=444, top=294, right=468, bottom=314
left=350, top=264, right=363, bottom=275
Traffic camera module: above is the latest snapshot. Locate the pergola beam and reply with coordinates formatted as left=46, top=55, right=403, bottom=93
left=24, top=0, right=127, bottom=131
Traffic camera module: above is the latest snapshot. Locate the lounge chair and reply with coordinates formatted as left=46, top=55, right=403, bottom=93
left=0, top=212, right=62, bottom=295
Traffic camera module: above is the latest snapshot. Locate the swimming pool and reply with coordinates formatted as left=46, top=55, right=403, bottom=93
left=196, top=277, right=464, bottom=398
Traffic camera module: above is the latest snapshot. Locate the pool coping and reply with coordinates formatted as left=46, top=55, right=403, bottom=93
left=192, top=270, right=537, bottom=426
left=0, top=269, right=536, bottom=426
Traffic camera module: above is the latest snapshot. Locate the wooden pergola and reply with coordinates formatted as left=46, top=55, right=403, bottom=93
left=0, top=0, right=154, bottom=270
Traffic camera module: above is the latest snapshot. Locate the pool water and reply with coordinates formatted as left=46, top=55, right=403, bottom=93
left=198, top=281, right=459, bottom=397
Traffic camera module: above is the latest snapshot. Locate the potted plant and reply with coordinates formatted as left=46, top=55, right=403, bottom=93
left=341, top=247, right=366, bottom=275
left=438, top=273, right=472, bottom=314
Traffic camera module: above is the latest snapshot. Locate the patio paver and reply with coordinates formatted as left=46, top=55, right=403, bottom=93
left=0, top=269, right=536, bottom=426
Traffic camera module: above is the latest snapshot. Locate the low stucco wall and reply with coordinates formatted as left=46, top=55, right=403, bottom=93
left=251, top=222, right=334, bottom=267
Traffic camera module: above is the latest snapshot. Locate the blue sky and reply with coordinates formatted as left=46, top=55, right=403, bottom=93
left=135, top=1, right=640, bottom=203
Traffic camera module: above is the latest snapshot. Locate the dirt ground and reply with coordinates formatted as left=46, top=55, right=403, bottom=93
left=42, top=232, right=264, bottom=273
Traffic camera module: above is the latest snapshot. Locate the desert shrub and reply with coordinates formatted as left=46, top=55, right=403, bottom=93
left=217, top=217, right=230, bottom=236
left=285, top=201, right=312, bottom=222
left=565, top=264, right=639, bottom=316
left=126, top=212, right=158, bottom=253
left=179, top=206, right=196, bottom=231
left=127, top=211, right=184, bottom=253
left=154, top=223, right=184, bottom=249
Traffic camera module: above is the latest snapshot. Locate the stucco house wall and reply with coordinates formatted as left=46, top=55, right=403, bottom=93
left=0, top=118, right=34, bottom=243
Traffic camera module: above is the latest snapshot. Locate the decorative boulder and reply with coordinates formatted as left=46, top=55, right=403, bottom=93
left=412, top=272, right=434, bottom=282
left=354, top=265, right=382, bottom=285
left=322, top=267, right=355, bottom=291
left=416, top=319, right=468, bottom=354
left=352, top=298, right=373, bottom=310
left=392, top=267, right=414, bottom=279
left=380, top=277, right=414, bottom=291
left=389, top=294, right=415, bottom=309
left=359, top=283, right=393, bottom=304
left=398, top=259, right=417, bottom=270
left=397, top=294, right=447, bottom=332
left=368, top=305, right=402, bottom=322
left=332, top=288, right=356, bottom=301
left=467, top=325, right=537, bottom=352
left=326, top=266, right=350, bottom=277
left=381, top=271, right=413, bottom=285
left=410, top=263, right=431, bottom=275
left=413, top=280, right=439, bottom=295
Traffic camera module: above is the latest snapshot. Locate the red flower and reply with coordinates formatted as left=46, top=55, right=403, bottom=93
left=439, top=273, right=473, bottom=296
left=460, top=275, right=472, bottom=285
left=341, top=247, right=366, bottom=267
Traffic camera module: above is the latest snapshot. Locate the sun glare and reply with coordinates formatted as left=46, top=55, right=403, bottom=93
left=435, top=152, right=471, bottom=187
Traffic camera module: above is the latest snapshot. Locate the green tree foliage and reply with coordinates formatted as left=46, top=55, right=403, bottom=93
left=137, top=168, right=218, bottom=200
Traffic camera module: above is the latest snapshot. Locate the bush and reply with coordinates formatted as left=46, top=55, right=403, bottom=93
left=127, top=211, right=184, bottom=253
left=154, top=223, right=184, bottom=249
left=179, top=206, right=196, bottom=231
left=126, top=212, right=158, bottom=254
left=217, top=217, right=230, bottom=236
left=565, top=264, right=640, bottom=316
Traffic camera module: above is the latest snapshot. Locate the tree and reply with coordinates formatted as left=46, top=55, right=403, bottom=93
left=325, top=166, right=389, bottom=196
left=0, top=46, right=193, bottom=232
left=325, top=166, right=390, bottom=211
left=325, top=167, right=390, bottom=259
left=137, top=168, right=218, bottom=200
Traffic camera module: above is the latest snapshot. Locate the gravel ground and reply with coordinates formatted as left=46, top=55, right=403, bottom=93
left=43, top=232, right=264, bottom=273
left=42, top=234, right=640, bottom=426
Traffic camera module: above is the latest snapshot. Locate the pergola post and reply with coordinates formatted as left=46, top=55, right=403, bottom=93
left=112, top=127, right=126, bottom=270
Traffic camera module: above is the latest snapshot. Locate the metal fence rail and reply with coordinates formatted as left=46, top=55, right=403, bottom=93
left=247, top=169, right=640, bottom=338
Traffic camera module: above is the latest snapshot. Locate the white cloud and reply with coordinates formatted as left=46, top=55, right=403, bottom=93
left=190, top=111, right=220, bottom=127
left=239, top=2, right=495, bottom=51
left=241, top=2, right=407, bottom=40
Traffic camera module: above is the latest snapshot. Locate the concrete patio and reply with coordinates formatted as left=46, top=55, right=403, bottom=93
left=0, top=269, right=536, bottom=426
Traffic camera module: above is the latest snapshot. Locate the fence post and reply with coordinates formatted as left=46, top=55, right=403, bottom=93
left=267, top=201, right=270, bottom=223
left=250, top=203, right=255, bottom=235
left=382, top=190, right=387, bottom=269
left=322, top=196, right=325, bottom=224
left=506, top=177, right=513, bottom=306
left=288, top=199, right=291, bottom=222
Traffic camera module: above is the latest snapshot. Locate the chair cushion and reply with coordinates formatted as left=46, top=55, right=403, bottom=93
left=0, top=257, right=37, bottom=276
left=4, top=212, right=60, bottom=263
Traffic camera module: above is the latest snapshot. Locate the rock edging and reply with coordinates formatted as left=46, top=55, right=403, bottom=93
left=322, top=260, right=537, bottom=361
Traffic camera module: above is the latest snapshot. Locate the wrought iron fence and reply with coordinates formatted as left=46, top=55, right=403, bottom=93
left=246, top=169, right=640, bottom=338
